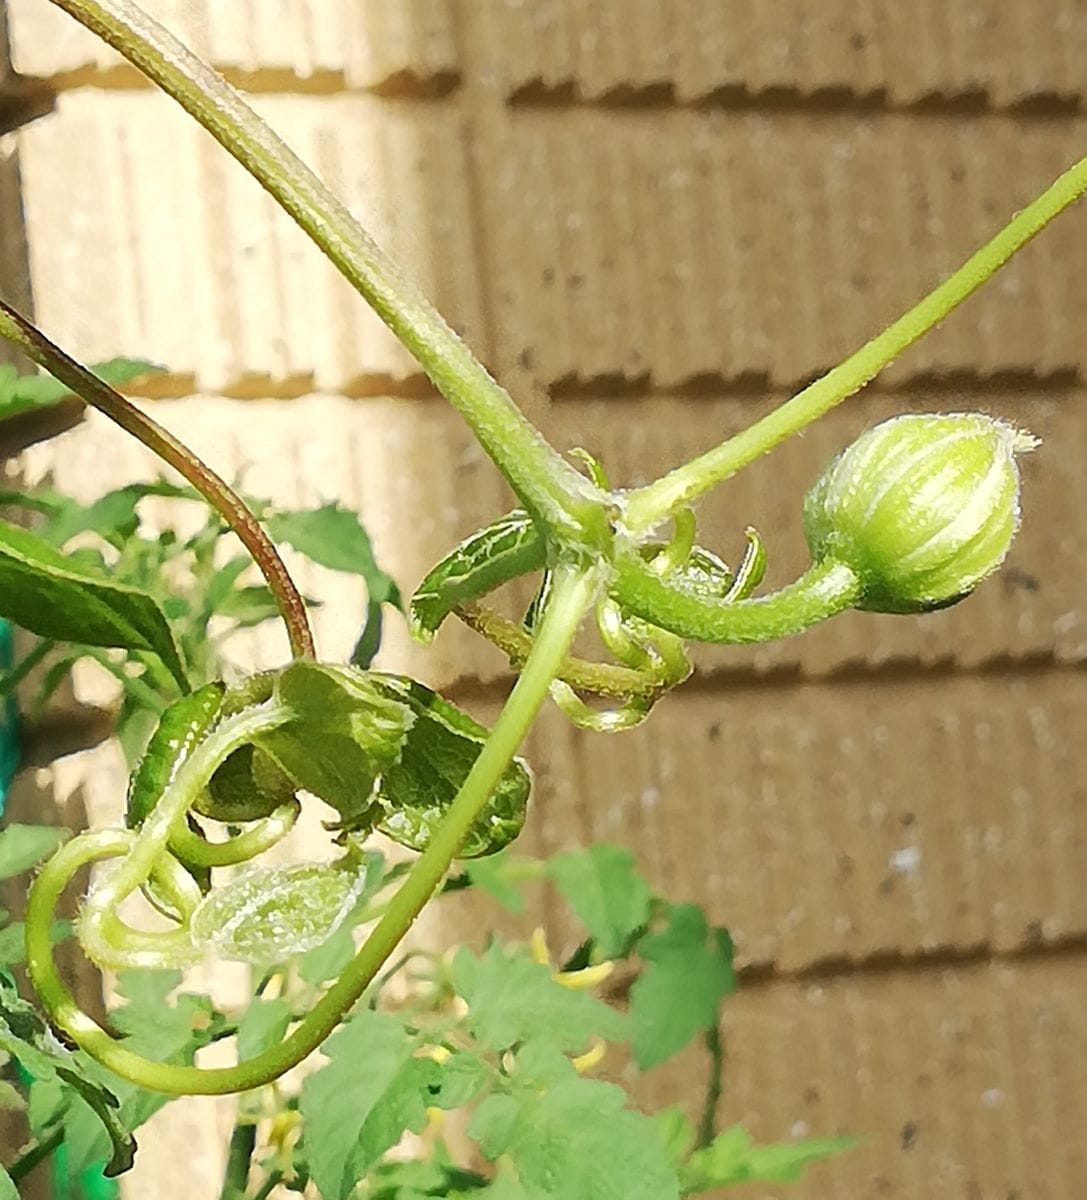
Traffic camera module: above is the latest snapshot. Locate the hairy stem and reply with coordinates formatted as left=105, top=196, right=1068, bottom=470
left=622, top=152, right=1087, bottom=532
left=0, top=301, right=315, bottom=658
left=456, top=601, right=686, bottom=698
left=48, top=0, right=608, bottom=549
left=169, top=800, right=300, bottom=868
left=610, top=556, right=861, bottom=644
left=84, top=703, right=292, bottom=918
left=26, top=567, right=597, bottom=1094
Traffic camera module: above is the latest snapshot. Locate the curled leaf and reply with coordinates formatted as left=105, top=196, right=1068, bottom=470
left=251, top=662, right=414, bottom=829
left=651, top=544, right=733, bottom=601
left=371, top=676, right=531, bottom=858
left=410, top=511, right=544, bottom=643
left=191, top=863, right=368, bottom=964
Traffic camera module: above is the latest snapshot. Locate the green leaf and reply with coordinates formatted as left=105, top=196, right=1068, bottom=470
left=469, top=1075, right=680, bottom=1200
left=37, top=481, right=191, bottom=549
left=372, top=676, right=530, bottom=858
left=680, top=1125, right=856, bottom=1191
left=191, top=862, right=368, bottom=965
left=0, top=823, right=69, bottom=880
left=629, top=905, right=734, bottom=1070
left=0, top=919, right=72, bottom=967
left=0, top=973, right=135, bottom=1176
left=264, top=502, right=399, bottom=602
left=368, top=1156, right=490, bottom=1199
left=0, top=358, right=161, bottom=424
left=429, top=1051, right=492, bottom=1111
left=463, top=849, right=539, bottom=914
left=410, top=511, right=544, bottom=643
left=0, top=1167, right=17, bottom=1200
left=0, top=519, right=188, bottom=688
left=237, top=997, right=292, bottom=1061
left=264, top=502, right=401, bottom=665
left=297, top=850, right=388, bottom=985
left=211, top=584, right=283, bottom=626
left=653, top=1105, right=696, bottom=1166
left=252, top=662, right=413, bottom=827
left=451, top=944, right=623, bottom=1053
left=300, top=1010, right=439, bottom=1200
left=547, top=844, right=651, bottom=957
left=57, top=970, right=217, bottom=1178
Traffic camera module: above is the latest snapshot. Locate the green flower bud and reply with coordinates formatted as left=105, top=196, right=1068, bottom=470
left=803, top=413, right=1036, bottom=614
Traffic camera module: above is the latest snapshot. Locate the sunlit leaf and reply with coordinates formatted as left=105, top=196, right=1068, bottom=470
left=0, top=519, right=188, bottom=688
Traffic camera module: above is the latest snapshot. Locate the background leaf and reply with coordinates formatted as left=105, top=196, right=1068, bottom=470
left=547, top=844, right=651, bottom=957
left=0, top=520, right=187, bottom=688
left=451, top=944, right=623, bottom=1053
left=237, top=997, right=292, bottom=1061
left=0, top=823, right=69, bottom=880
left=680, top=1125, right=856, bottom=1191
left=300, top=1010, right=439, bottom=1200
left=0, top=973, right=135, bottom=1176
left=263, top=502, right=401, bottom=668
left=49, top=970, right=218, bottom=1178
left=0, top=358, right=161, bottom=424
left=629, top=905, right=734, bottom=1070
left=469, top=1075, right=680, bottom=1200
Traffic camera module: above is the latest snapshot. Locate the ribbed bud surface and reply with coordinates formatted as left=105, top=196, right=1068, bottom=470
left=803, top=413, right=1035, bottom=614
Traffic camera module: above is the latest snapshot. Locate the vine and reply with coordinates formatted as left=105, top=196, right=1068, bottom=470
left=0, top=1, right=1079, bottom=1195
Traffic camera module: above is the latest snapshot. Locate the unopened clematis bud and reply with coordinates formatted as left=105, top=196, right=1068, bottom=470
left=803, top=413, right=1036, bottom=613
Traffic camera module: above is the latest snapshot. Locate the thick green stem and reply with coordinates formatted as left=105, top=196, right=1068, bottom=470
left=26, top=566, right=597, bottom=1094
left=0, top=301, right=315, bottom=658
left=48, top=0, right=607, bottom=549
left=610, top=556, right=861, bottom=644
left=623, top=152, right=1087, bottom=533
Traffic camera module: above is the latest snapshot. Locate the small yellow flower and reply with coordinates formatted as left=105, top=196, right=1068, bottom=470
left=572, top=1038, right=607, bottom=1074
left=531, top=927, right=614, bottom=989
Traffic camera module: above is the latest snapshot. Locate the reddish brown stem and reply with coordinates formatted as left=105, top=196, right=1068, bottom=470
left=0, top=298, right=315, bottom=659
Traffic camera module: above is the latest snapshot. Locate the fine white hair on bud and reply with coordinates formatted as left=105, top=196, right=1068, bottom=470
left=803, top=412, right=1036, bottom=614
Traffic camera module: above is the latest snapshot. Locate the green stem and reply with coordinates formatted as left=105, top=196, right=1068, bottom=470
left=0, top=300, right=315, bottom=658
left=622, top=152, right=1087, bottom=533
left=218, top=1119, right=257, bottom=1200
left=83, top=703, right=292, bottom=917
left=610, top=556, right=861, bottom=644
left=0, top=638, right=54, bottom=698
left=169, top=800, right=300, bottom=868
left=697, top=1021, right=725, bottom=1149
left=456, top=601, right=684, bottom=698
left=26, top=566, right=597, bottom=1094
left=48, top=0, right=608, bottom=550
left=8, top=1125, right=64, bottom=1184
